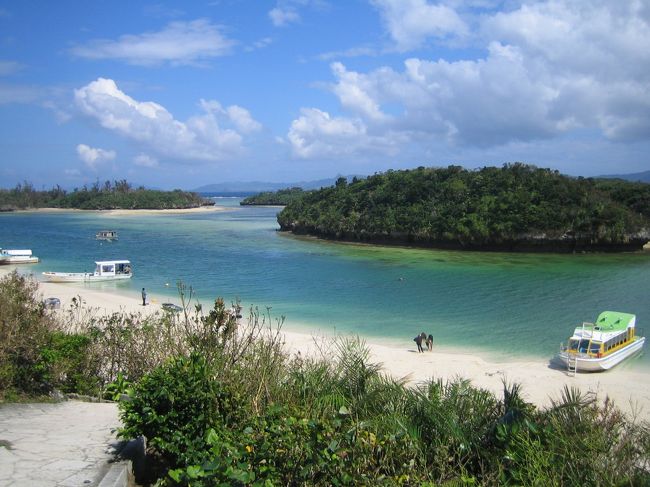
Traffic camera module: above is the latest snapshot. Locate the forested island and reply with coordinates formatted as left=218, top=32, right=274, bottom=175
left=0, top=180, right=213, bottom=211
left=240, top=187, right=305, bottom=206
left=277, top=164, right=650, bottom=252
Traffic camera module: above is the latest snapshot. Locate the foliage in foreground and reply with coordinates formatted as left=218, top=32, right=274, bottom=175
left=1, top=272, right=649, bottom=485
left=120, top=339, right=650, bottom=486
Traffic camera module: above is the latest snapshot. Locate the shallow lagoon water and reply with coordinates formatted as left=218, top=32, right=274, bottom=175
left=2, top=198, right=649, bottom=369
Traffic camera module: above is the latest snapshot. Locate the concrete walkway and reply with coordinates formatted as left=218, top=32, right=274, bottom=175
left=0, top=400, right=123, bottom=487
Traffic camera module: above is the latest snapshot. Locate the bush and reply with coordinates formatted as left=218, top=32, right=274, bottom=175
left=118, top=353, right=242, bottom=467
left=0, top=272, right=56, bottom=397
left=38, top=331, right=99, bottom=395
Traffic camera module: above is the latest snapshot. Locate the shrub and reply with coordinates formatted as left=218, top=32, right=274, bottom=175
left=118, top=353, right=242, bottom=467
left=38, top=331, right=99, bottom=395
left=0, top=271, right=56, bottom=397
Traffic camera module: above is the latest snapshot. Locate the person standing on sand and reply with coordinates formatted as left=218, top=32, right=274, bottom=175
left=414, top=332, right=425, bottom=353
left=141, top=287, right=147, bottom=306
left=426, top=334, right=433, bottom=351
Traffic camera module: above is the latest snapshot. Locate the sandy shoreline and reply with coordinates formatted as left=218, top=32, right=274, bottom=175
left=1, top=267, right=648, bottom=422
left=8, top=206, right=230, bottom=215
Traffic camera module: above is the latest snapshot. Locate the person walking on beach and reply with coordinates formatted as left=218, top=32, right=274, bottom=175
left=426, top=334, right=434, bottom=351
left=141, top=287, right=147, bottom=306
left=414, top=332, right=425, bottom=353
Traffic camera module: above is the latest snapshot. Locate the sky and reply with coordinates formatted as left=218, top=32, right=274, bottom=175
left=0, top=0, right=649, bottom=190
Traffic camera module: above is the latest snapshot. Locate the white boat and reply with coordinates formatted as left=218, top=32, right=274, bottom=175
left=0, top=248, right=39, bottom=265
left=558, top=311, right=645, bottom=372
left=96, top=230, right=118, bottom=241
left=42, top=260, right=132, bottom=282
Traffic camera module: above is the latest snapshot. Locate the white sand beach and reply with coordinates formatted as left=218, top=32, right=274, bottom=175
left=2, top=267, right=649, bottom=422
left=99, top=206, right=231, bottom=216
left=12, top=206, right=230, bottom=216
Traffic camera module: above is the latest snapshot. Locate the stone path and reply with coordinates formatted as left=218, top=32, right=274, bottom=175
left=0, top=401, right=121, bottom=487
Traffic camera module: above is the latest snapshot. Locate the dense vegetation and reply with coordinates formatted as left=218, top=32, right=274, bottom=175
left=2, top=272, right=649, bottom=486
left=240, top=187, right=305, bottom=206
left=0, top=180, right=212, bottom=211
left=278, top=164, right=650, bottom=252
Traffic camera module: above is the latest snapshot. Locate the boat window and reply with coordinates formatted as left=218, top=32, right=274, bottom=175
left=577, top=339, right=591, bottom=353
left=568, top=339, right=579, bottom=351
left=589, top=342, right=602, bottom=354
left=102, top=265, right=114, bottom=273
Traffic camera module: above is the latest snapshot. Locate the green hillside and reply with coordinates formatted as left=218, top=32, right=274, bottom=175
left=277, top=164, right=650, bottom=252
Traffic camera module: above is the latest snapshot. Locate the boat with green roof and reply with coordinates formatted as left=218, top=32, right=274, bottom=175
left=558, top=311, right=645, bottom=372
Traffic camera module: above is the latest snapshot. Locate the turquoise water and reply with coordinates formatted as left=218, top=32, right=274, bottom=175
left=2, top=198, right=649, bottom=368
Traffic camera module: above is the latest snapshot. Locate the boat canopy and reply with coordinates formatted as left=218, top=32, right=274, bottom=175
left=95, top=260, right=130, bottom=266
left=594, top=311, right=636, bottom=331
left=1, top=249, right=33, bottom=256
left=94, top=260, right=132, bottom=276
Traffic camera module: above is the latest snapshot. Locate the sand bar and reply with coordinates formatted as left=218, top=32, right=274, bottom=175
left=1, top=267, right=648, bottom=422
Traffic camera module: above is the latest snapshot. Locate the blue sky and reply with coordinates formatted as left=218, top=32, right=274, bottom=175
left=0, top=1, right=649, bottom=190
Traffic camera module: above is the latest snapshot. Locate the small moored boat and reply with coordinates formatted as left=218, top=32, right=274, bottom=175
left=0, top=248, right=39, bottom=265
left=96, top=230, right=118, bottom=241
left=558, top=311, right=645, bottom=373
left=42, top=260, right=132, bottom=282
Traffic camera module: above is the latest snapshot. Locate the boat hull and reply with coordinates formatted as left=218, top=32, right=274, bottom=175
left=0, top=256, right=39, bottom=265
left=42, top=272, right=132, bottom=283
left=558, top=337, right=645, bottom=372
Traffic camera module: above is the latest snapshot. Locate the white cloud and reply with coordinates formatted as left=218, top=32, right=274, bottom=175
left=371, top=0, right=468, bottom=51
left=74, top=78, right=260, bottom=162
left=69, top=19, right=234, bottom=66
left=76, top=144, right=116, bottom=169
left=269, top=6, right=300, bottom=26
left=288, top=107, right=400, bottom=158
left=226, top=105, right=262, bottom=134
left=330, top=62, right=390, bottom=123
left=133, top=153, right=159, bottom=167
left=291, top=0, right=650, bottom=159
left=269, top=0, right=327, bottom=27
left=247, top=37, right=273, bottom=51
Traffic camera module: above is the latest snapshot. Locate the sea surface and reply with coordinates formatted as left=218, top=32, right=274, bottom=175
left=2, top=197, right=649, bottom=369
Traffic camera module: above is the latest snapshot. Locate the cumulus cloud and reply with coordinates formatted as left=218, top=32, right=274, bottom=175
left=330, top=62, right=390, bottom=123
left=133, top=153, right=158, bottom=167
left=76, top=143, right=116, bottom=169
left=288, top=0, right=650, bottom=159
left=288, top=107, right=400, bottom=158
left=69, top=19, right=234, bottom=66
left=74, top=78, right=260, bottom=162
left=226, top=105, right=262, bottom=134
left=371, top=0, right=468, bottom=51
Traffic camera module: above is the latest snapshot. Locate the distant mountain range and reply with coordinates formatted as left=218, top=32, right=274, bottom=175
left=597, top=170, right=650, bottom=183
left=192, top=176, right=358, bottom=194
left=192, top=170, right=650, bottom=194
